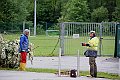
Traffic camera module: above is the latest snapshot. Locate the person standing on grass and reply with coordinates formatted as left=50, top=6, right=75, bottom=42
left=81, top=31, right=99, bottom=77
left=19, top=29, right=29, bottom=71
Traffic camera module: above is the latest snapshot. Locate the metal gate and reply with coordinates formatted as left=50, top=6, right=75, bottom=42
left=60, top=22, right=117, bottom=56
left=101, top=22, right=117, bottom=56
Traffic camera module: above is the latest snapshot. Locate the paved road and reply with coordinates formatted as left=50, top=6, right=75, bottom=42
left=0, top=70, right=110, bottom=80
left=0, top=56, right=118, bottom=80
left=26, top=56, right=119, bottom=74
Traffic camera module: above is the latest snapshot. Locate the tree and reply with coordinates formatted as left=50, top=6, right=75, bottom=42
left=87, top=0, right=116, bottom=22
left=112, top=0, right=120, bottom=22
left=0, top=0, right=30, bottom=22
left=33, top=0, right=62, bottom=23
left=103, top=0, right=116, bottom=21
left=59, top=0, right=90, bottom=22
left=91, top=6, right=108, bottom=22
left=87, top=0, right=103, bottom=12
left=0, top=0, right=32, bottom=31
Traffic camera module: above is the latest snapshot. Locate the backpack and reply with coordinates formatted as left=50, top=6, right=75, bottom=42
left=70, top=69, right=77, bottom=78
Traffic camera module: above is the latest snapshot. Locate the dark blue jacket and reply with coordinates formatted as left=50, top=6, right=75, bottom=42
left=19, top=34, right=29, bottom=52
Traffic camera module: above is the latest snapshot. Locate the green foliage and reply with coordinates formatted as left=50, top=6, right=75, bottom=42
left=25, top=21, right=33, bottom=29
left=48, top=24, right=60, bottom=30
left=116, top=0, right=120, bottom=9
left=0, top=21, right=33, bottom=33
left=0, top=0, right=119, bottom=31
left=103, top=0, right=116, bottom=21
left=87, top=0, right=116, bottom=22
left=35, top=0, right=62, bottom=23
left=0, top=0, right=32, bottom=33
left=87, top=0, right=103, bottom=12
left=36, top=24, right=45, bottom=35
left=112, top=0, right=120, bottom=22
left=59, top=0, right=90, bottom=22
left=112, top=7, right=120, bottom=22
left=0, top=0, right=30, bottom=22
left=91, top=6, right=109, bottom=22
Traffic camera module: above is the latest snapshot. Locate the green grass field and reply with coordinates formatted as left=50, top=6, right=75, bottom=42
left=2, top=34, right=115, bottom=57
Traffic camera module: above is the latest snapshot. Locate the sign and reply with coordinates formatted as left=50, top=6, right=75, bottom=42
left=73, top=34, right=79, bottom=39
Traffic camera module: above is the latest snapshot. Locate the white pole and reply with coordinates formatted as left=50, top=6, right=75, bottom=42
left=34, top=0, right=36, bottom=36
left=58, top=48, right=61, bottom=77
left=77, top=50, right=80, bottom=77
left=119, top=58, right=120, bottom=76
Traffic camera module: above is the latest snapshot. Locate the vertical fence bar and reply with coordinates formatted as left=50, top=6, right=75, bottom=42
left=92, top=23, right=93, bottom=30
left=119, top=58, right=120, bottom=76
left=46, top=22, right=48, bottom=36
left=77, top=50, right=80, bottom=77
left=84, top=23, right=86, bottom=41
left=96, top=23, right=98, bottom=31
left=110, top=23, right=112, bottom=36
left=70, top=23, right=71, bottom=52
left=65, top=23, right=67, bottom=55
left=73, top=23, right=74, bottom=34
left=108, top=23, right=110, bottom=36
left=68, top=23, right=70, bottom=54
left=58, top=48, right=61, bottom=77
left=67, top=23, right=69, bottom=54
left=82, top=23, right=84, bottom=42
left=60, top=23, right=65, bottom=56
left=89, top=23, right=91, bottom=35
left=87, top=23, right=89, bottom=39
left=99, top=23, right=102, bottom=56
left=67, top=23, right=69, bottom=55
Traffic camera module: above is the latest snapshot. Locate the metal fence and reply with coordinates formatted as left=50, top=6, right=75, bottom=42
left=0, top=22, right=60, bottom=57
left=60, top=22, right=117, bottom=56
left=101, top=22, right=117, bottom=56
left=0, top=21, right=118, bottom=57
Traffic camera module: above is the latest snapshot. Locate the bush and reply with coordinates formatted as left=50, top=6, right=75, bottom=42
left=91, top=6, right=109, bottom=22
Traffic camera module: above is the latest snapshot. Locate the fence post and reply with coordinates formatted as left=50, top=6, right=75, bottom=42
left=99, top=22, right=103, bottom=56
left=118, top=58, right=120, bottom=76
left=46, top=22, right=48, bottom=36
left=77, top=50, right=80, bottom=77
left=58, top=48, right=61, bottom=77
left=60, top=23, right=65, bottom=56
